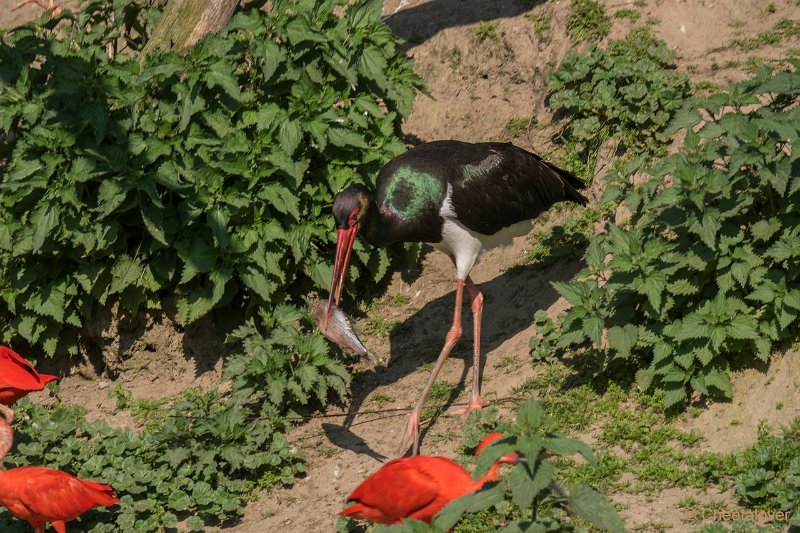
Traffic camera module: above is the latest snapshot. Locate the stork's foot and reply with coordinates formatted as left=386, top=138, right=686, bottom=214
left=456, top=396, right=489, bottom=424
left=396, top=411, right=421, bottom=457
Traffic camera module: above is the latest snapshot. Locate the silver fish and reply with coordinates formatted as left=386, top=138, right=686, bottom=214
left=310, top=298, right=376, bottom=368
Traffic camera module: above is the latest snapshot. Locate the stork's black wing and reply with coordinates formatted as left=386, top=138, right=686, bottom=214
left=378, top=140, right=587, bottom=236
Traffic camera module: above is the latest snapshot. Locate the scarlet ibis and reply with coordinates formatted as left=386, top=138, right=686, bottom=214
left=340, top=432, right=519, bottom=525
left=326, top=141, right=587, bottom=454
left=0, top=346, right=58, bottom=408
left=0, top=409, right=119, bottom=533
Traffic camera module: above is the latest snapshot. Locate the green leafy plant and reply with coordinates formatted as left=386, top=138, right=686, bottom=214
left=567, top=0, right=611, bottom=44
left=0, top=393, right=299, bottom=532
left=734, top=420, right=800, bottom=526
left=0, top=304, right=347, bottom=531
left=222, top=303, right=351, bottom=419
left=549, top=29, right=692, bottom=158
left=536, top=61, right=800, bottom=409
left=0, top=0, right=424, bottom=357
left=372, top=400, right=625, bottom=532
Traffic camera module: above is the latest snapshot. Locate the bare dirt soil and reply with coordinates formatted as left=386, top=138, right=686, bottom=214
left=4, top=0, right=800, bottom=531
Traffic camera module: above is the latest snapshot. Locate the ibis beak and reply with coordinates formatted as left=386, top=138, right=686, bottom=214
left=324, top=225, right=358, bottom=329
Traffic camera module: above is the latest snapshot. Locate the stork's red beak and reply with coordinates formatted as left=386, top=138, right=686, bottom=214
left=324, top=225, right=358, bottom=329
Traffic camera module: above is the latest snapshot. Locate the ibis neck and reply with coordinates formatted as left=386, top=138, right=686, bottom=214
left=0, top=407, right=12, bottom=467
left=472, top=462, right=504, bottom=491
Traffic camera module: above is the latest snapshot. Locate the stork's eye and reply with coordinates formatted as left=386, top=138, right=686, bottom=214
left=348, top=208, right=359, bottom=227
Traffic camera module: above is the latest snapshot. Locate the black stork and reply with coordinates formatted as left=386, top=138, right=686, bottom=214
left=325, top=140, right=588, bottom=456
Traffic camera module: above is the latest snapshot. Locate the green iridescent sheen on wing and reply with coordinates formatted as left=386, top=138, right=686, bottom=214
left=382, top=166, right=445, bottom=219
left=459, top=152, right=503, bottom=182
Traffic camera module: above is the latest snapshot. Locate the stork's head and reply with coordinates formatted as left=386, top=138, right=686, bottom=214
left=326, top=184, right=371, bottom=326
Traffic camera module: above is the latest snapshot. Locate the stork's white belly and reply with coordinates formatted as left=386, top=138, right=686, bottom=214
left=429, top=218, right=533, bottom=280
left=431, top=183, right=536, bottom=280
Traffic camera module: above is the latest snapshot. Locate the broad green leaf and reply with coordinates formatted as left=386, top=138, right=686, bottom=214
left=328, top=127, right=369, bottom=149
left=208, top=207, right=230, bottom=250
left=510, top=461, right=553, bottom=508
left=141, top=207, right=168, bottom=246
left=279, top=120, right=302, bottom=156
left=30, top=203, right=60, bottom=252
left=205, top=61, right=241, bottom=99
left=544, top=436, right=596, bottom=466
left=433, top=483, right=505, bottom=530
left=606, top=324, right=637, bottom=358
left=177, top=240, right=218, bottom=284
left=568, top=485, right=626, bottom=533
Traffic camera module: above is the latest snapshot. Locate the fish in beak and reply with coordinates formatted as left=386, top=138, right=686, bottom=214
left=324, top=224, right=358, bottom=330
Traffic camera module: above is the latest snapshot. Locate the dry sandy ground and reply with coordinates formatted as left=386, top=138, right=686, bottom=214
left=3, top=0, right=800, bottom=531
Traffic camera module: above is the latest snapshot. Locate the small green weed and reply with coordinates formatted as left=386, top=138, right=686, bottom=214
left=369, top=392, right=394, bottom=407
left=474, top=20, right=500, bottom=42
left=505, top=116, right=537, bottom=137
left=364, top=316, right=406, bottom=336
left=110, top=383, right=172, bottom=431
left=614, top=9, right=640, bottom=21
left=526, top=11, right=552, bottom=39
left=568, top=0, right=611, bottom=43
left=319, top=446, right=342, bottom=458
left=523, top=206, right=604, bottom=269
left=693, top=80, right=721, bottom=92
left=421, top=381, right=456, bottom=420
left=732, top=18, right=800, bottom=50
left=389, top=293, right=411, bottom=306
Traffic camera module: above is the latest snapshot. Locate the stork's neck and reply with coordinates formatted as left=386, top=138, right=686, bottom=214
left=360, top=198, right=394, bottom=247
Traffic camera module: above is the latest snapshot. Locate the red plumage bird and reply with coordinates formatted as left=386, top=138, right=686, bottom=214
left=0, top=345, right=58, bottom=406
left=340, top=433, right=519, bottom=525
left=0, top=405, right=119, bottom=533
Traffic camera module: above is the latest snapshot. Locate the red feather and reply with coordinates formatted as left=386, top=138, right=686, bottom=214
left=0, top=466, right=119, bottom=533
left=0, top=346, right=59, bottom=405
left=340, top=433, right=516, bottom=525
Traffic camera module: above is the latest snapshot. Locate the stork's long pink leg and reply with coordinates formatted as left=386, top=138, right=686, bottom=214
left=13, top=0, right=52, bottom=10
left=457, top=277, right=488, bottom=421
left=397, top=279, right=464, bottom=456
left=13, top=0, right=63, bottom=17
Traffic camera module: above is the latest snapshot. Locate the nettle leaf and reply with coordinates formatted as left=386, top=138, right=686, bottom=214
left=704, top=367, right=733, bottom=398
left=141, top=207, right=168, bottom=246
left=30, top=203, right=60, bottom=252
left=177, top=240, right=218, bottom=284
left=25, top=281, right=67, bottom=323
left=568, top=485, right=626, bottom=533
left=606, top=324, right=638, bottom=359
left=110, top=256, right=143, bottom=295
left=328, top=127, right=369, bottom=149
left=662, top=383, right=687, bottom=409
left=279, top=119, right=302, bottom=156
left=433, top=483, right=505, bottom=531
left=97, top=179, right=130, bottom=217
left=205, top=61, right=241, bottom=100
left=208, top=207, right=230, bottom=250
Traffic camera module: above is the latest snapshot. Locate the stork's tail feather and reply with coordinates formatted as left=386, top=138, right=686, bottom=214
left=544, top=160, right=589, bottom=206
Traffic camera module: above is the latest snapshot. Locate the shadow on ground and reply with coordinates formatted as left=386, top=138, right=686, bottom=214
left=324, top=253, right=584, bottom=458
